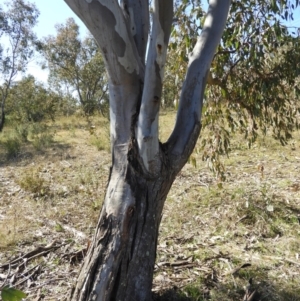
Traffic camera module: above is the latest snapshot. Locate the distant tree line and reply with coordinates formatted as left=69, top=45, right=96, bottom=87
left=0, top=0, right=109, bottom=132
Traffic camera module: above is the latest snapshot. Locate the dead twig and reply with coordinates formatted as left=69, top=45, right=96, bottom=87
left=262, top=255, right=300, bottom=267
left=14, top=265, right=41, bottom=286
left=62, top=247, right=88, bottom=264
left=243, top=290, right=256, bottom=301
left=0, top=241, right=61, bottom=269
left=235, top=214, right=248, bottom=224
left=0, top=262, right=11, bottom=289
left=157, top=260, right=192, bottom=268
left=222, top=262, right=252, bottom=276
left=219, top=258, right=237, bottom=288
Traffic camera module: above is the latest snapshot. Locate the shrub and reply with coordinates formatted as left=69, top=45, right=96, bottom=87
left=32, top=133, right=54, bottom=150
left=14, top=124, right=29, bottom=142
left=29, top=124, right=55, bottom=151
left=2, top=136, right=21, bottom=159
left=18, top=169, right=50, bottom=197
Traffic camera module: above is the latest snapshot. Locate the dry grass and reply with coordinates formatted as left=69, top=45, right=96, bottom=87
left=154, top=123, right=300, bottom=301
left=0, top=112, right=300, bottom=301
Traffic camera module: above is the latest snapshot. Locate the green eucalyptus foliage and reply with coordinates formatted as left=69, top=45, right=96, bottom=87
left=163, top=0, right=205, bottom=107
left=41, top=18, right=108, bottom=116
left=0, top=0, right=39, bottom=131
left=1, top=286, right=26, bottom=301
left=5, top=75, right=59, bottom=123
left=166, top=0, right=300, bottom=179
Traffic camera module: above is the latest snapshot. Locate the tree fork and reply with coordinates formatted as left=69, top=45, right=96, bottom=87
left=63, top=0, right=231, bottom=300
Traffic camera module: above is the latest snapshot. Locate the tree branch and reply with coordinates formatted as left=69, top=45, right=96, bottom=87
left=64, top=0, right=145, bottom=170
left=167, top=0, right=230, bottom=169
left=64, top=0, right=143, bottom=84
left=136, top=0, right=173, bottom=175
left=120, top=0, right=150, bottom=63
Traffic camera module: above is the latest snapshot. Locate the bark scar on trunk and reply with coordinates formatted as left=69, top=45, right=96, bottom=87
left=96, top=212, right=112, bottom=246
left=122, top=205, right=135, bottom=241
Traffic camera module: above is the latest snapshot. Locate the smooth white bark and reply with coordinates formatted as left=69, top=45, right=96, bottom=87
left=168, top=0, right=231, bottom=160
left=64, top=0, right=143, bottom=174
left=64, top=0, right=143, bottom=84
left=120, top=0, right=149, bottom=62
left=136, top=0, right=173, bottom=174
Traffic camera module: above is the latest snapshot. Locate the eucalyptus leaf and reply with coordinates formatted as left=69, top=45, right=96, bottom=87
left=1, top=287, right=26, bottom=301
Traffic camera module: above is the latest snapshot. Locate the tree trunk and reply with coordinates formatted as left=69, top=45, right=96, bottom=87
left=64, top=0, right=230, bottom=300
left=69, top=152, right=181, bottom=301
left=0, top=92, right=7, bottom=132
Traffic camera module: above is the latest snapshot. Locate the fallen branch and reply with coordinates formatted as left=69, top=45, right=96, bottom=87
left=62, top=247, right=88, bottom=264
left=26, top=276, right=66, bottom=290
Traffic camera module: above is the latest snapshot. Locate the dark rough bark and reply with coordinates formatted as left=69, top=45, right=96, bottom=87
left=69, top=123, right=201, bottom=301
left=70, top=149, right=173, bottom=301
left=0, top=96, right=5, bottom=132
left=0, top=108, right=5, bottom=132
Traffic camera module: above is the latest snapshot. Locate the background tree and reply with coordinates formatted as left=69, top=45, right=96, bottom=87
left=41, top=18, right=108, bottom=115
left=167, top=0, right=300, bottom=179
left=5, top=75, right=59, bottom=123
left=0, top=0, right=39, bottom=132
left=61, top=0, right=299, bottom=300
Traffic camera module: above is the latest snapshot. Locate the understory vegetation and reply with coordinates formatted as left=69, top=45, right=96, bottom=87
left=0, top=112, right=299, bottom=300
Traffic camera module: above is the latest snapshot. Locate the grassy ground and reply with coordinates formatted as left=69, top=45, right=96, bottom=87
left=0, top=112, right=300, bottom=301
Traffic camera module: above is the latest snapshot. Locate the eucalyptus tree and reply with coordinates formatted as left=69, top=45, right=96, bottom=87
left=5, top=75, right=59, bottom=123
left=0, top=0, right=39, bottom=131
left=63, top=0, right=230, bottom=300
left=41, top=18, right=108, bottom=115
left=63, top=0, right=299, bottom=300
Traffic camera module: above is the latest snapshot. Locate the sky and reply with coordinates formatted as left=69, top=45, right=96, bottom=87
left=26, top=1, right=299, bottom=36
left=0, top=0, right=299, bottom=84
